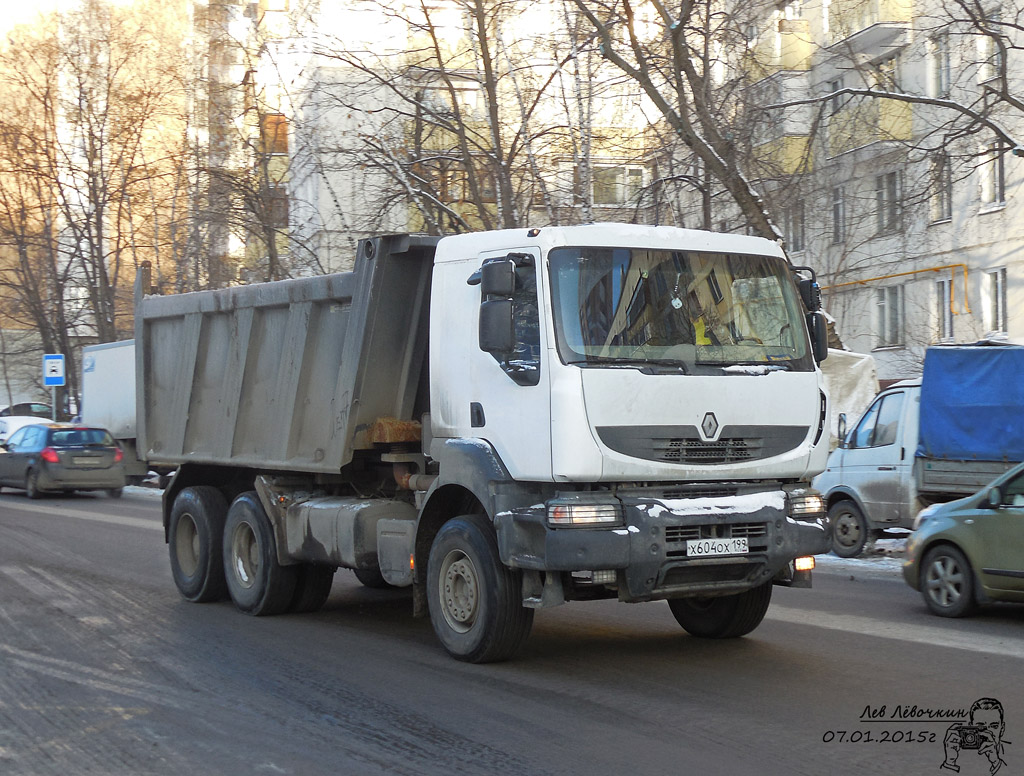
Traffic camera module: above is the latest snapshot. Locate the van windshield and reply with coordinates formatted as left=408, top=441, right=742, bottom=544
left=548, top=246, right=813, bottom=372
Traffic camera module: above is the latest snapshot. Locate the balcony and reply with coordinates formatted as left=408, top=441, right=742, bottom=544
left=746, top=18, right=814, bottom=82
left=828, top=0, right=912, bottom=51
left=826, top=99, right=912, bottom=157
left=754, top=135, right=812, bottom=175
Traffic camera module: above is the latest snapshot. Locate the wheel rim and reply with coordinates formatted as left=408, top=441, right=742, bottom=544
left=833, top=510, right=861, bottom=550
left=231, top=521, right=260, bottom=589
left=925, top=555, right=964, bottom=609
left=175, top=513, right=200, bottom=577
left=439, top=549, right=479, bottom=634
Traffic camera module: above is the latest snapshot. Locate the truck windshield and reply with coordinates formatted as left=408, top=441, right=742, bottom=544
left=548, top=246, right=813, bottom=371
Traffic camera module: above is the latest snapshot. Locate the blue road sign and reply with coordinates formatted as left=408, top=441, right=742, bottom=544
left=43, top=354, right=65, bottom=387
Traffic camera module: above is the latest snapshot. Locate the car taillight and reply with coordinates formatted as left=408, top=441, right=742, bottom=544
left=114, top=448, right=123, bottom=463
left=40, top=447, right=60, bottom=463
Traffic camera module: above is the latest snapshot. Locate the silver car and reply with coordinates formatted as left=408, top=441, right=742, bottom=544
left=0, top=423, right=126, bottom=498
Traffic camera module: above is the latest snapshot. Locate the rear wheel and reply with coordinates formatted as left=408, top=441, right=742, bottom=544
left=427, top=514, right=533, bottom=663
left=223, top=491, right=297, bottom=616
left=668, top=582, right=773, bottom=638
left=921, top=545, right=977, bottom=617
left=169, top=486, right=229, bottom=602
left=107, top=488, right=123, bottom=499
left=289, top=565, right=335, bottom=613
left=25, top=469, right=42, bottom=499
left=830, top=500, right=872, bottom=558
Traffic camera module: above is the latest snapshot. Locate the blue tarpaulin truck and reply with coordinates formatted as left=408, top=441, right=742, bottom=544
left=814, top=344, right=1024, bottom=557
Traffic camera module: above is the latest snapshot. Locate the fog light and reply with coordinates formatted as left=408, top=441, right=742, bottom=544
left=547, top=503, right=621, bottom=527
left=593, top=570, right=617, bottom=584
left=795, top=556, right=815, bottom=572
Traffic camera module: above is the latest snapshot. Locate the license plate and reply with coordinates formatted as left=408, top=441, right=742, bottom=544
left=72, top=457, right=99, bottom=466
left=686, top=537, right=749, bottom=557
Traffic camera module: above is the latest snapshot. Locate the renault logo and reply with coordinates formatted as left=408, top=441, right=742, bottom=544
left=701, top=412, right=720, bottom=440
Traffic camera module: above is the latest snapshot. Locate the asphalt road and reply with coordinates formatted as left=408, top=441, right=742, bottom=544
left=0, top=489, right=1020, bottom=776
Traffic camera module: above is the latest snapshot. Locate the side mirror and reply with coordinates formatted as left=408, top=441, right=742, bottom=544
left=480, top=259, right=515, bottom=297
left=986, top=487, right=1002, bottom=509
left=479, top=298, right=514, bottom=355
left=837, top=413, right=847, bottom=447
left=807, top=311, right=829, bottom=363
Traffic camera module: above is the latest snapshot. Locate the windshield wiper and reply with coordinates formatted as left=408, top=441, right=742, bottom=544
left=565, top=355, right=690, bottom=373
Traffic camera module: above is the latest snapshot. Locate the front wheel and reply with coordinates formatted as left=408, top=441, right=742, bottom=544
left=830, top=500, right=872, bottom=558
left=427, top=514, right=533, bottom=663
left=223, top=492, right=297, bottom=616
left=668, top=582, right=772, bottom=638
left=921, top=545, right=977, bottom=618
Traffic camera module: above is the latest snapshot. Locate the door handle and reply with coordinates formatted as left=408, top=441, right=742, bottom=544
left=877, top=466, right=896, bottom=471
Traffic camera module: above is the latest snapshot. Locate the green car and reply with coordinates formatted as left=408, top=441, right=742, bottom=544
left=904, top=461, right=1024, bottom=617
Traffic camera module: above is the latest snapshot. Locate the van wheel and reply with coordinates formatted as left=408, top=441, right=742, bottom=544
left=668, top=582, right=772, bottom=638
left=223, top=492, right=297, bottom=616
left=830, top=500, right=872, bottom=558
left=427, top=514, right=533, bottom=663
left=921, top=545, right=977, bottom=617
left=169, top=486, right=229, bottom=602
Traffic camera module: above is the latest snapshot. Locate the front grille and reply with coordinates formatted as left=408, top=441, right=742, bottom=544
left=597, top=425, right=808, bottom=465
left=657, top=437, right=761, bottom=464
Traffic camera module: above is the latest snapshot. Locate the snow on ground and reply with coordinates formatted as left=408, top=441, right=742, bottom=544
left=815, top=533, right=909, bottom=578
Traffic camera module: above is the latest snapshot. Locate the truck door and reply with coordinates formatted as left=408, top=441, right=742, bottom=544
left=840, top=390, right=909, bottom=527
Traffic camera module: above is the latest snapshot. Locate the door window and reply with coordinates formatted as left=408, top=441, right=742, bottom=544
left=850, top=392, right=904, bottom=448
left=5, top=427, right=28, bottom=450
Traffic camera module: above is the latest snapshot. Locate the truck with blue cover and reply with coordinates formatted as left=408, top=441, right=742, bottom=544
left=814, top=344, right=1024, bottom=557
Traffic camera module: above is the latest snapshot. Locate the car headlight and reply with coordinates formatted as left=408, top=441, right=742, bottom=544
left=913, top=504, right=940, bottom=530
left=547, top=502, right=622, bottom=527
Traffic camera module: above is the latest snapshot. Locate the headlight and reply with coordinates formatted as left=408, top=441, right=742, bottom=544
left=547, top=503, right=622, bottom=527
left=913, top=504, right=940, bottom=530
left=789, top=492, right=825, bottom=518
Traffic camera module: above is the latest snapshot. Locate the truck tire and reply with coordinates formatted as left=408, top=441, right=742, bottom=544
left=829, top=500, right=873, bottom=558
left=289, top=565, right=335, bottom=613
left=223, top=491, right=297, bottom=616
left=353, top=567, right=390, bottom=589
left=668, top=582, right=772, bottom=638
left=169, top=486, right=229, bottom=603
left=921, top=545, right=977, bottom=618
left=427, top=514, right=534, bottom=663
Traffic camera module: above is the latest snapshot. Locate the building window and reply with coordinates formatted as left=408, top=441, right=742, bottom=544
left=831, top=186, right=845, bottom=244
left=266, top=186, right=289, bottom=228
left=930, top=35, right=951, bottom=97
left=876, top=171, right=902, bottom=234
left=931, top=154, right=952, bottom=222
left=828, top=78, right=845, bottom=114
left=981, top=142, right=1006, bottom=205
left=783, top=200, right=805, bottom=252
left=259, top=113, right=288, bottom=155
left=877, top=285, right=904, bottom=347
left=592, top=166, right=643, bottom=205
left=986, top=268, right=1008, bottom=333
left=936, top=278, right=954, bottom=340
left=979, top=11, right=1004, bottom=82
left=872, top=54, right=901, bottom=91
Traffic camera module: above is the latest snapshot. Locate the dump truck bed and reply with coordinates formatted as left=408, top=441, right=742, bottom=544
left=134, top=235, right=438, bottom=474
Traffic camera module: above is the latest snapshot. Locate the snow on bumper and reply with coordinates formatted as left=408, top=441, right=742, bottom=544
left=495, top=489, right=830, bottom=602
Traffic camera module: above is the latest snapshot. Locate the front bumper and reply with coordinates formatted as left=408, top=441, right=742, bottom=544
left=495, top=489, right=829, bottom=602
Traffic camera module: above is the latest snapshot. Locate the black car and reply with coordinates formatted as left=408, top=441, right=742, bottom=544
left=0, top=423, right=126, bottom=498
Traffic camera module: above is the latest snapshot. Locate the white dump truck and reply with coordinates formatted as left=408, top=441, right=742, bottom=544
left=137, top=224, right=832, bottom=662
